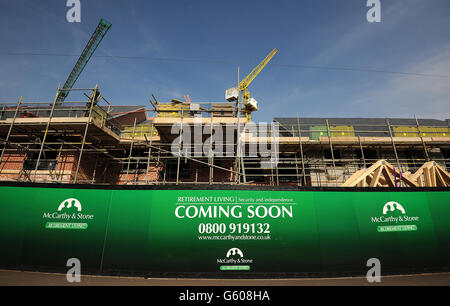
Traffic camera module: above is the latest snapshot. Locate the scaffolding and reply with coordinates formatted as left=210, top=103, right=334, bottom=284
left=1, top=85, right=450, bottom=187
left=0, top=85, right=120, bottom=184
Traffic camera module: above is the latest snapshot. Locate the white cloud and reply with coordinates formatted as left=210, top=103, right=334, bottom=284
left=129, top=0, right=164, bottom=56
left=311, top=0, right=426, bottom=66
left=352, top=43, right=450, bottom=119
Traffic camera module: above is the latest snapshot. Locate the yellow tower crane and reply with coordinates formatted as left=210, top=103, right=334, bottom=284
left=226, top=48, right=278, bottom=121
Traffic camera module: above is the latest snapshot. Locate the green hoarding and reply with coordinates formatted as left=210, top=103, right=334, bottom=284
left=0, top=185, right=449, bottom=275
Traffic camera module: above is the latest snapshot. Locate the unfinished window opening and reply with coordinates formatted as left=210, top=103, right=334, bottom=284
left=362, top=149, right=379, bottom=164
left=23, top=150, right=58, bottom=171
left=276, top=155, right=301, bottom=183
left=324, top=149, right=343, bottom=166
left=162, top=160, right=190, bottom=181
left=120, top=149, right=149, bottom=174
left=442, top=149, right=450, bottom=171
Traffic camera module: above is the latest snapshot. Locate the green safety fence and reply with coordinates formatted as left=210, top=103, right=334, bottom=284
left=0, top=184, right=449, bottom=276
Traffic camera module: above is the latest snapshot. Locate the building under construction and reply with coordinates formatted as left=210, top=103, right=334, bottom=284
left=0, top=84, right=449, bottom=188
left=1, top=19, right=449, bottom=189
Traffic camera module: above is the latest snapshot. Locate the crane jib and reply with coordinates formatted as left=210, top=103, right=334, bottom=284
left=239, top=48, right=278, bottom=90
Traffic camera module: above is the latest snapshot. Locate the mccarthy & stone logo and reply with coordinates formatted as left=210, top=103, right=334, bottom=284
left=226, top=248, right=244, bottom=258
left=371, top=201, right=419, bottom=233
left=58, top=198, right=82, bottom=212
left=218, top=247, right=253, bottom=271
left=43, top=198, right=94, bottom=230
left=382, top=201, right=405, bottom=215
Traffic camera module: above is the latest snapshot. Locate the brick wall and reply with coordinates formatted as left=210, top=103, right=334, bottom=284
left=0, top=152, right=76, bottom=183
left=180, top=160, right=234, bottom=183
left=117, top=164, right=162, bottom=184
left=1, top=152, right=236, bottom=185
left=0, top=152, right=25, bottom=181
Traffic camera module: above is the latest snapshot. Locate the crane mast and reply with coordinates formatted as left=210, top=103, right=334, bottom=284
left=56, top=18, right=112, bottom=104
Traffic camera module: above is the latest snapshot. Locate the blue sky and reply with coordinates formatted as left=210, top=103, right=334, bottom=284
left=0, top=0, right=449, bottom=122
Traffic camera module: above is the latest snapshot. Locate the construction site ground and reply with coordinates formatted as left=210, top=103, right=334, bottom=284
left=1, top=269, right=449, bottom=286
